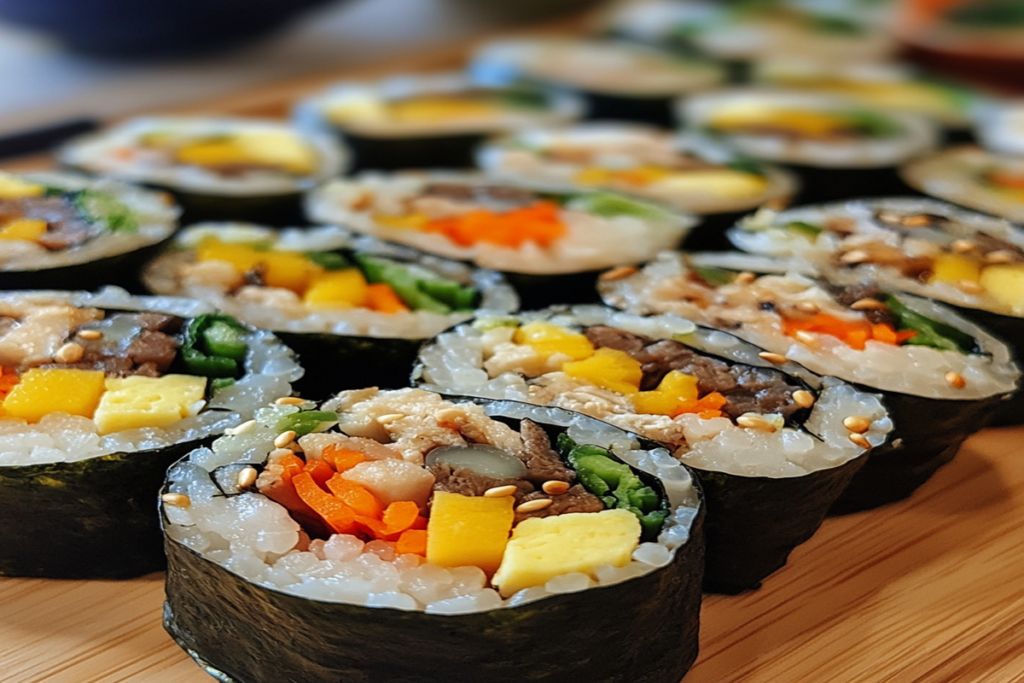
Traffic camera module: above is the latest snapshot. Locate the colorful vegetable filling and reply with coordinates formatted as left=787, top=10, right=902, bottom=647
left=324, top=89, right=551, bottom=127
left=135, top=128, right=319, bottom=177
left=706, top=105, right=903, bottom=140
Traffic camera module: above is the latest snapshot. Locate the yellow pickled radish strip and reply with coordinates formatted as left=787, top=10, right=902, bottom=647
left=562, top=348, right=643, bottom=395
left=303, top=269, right=369, bottom=309
left=492, top=509, right=641, bottom=598
left=513, top=321, right=595, bottom=361
left=980, top=264, right=1024, bottom=312
left=196, top=239, right=320, bottom=293
left=196, top=239, right=262, bottom=273
left=93, top=374, right=207, bottom=435
left=710, top=107, right=853, bottom=138
left=930, top=253, right=981, bottom=284
left=632, top=371, right=699, bottom=416
left=574, top=165, right=671, bottom=187
left=0, top=174, right=44, bottom=199
left=2, top=368, right=106, bottom=422
left=175, top=131, right=317, bottom=175
left=372, top=213, right=429, bottom=230
left=654, top=169, right=769, bottom=198
left=389, top=96, right=498, bottom=122
left=0, top=219, right=47, bottom=242
left=426, top=491, right=514, bottom=575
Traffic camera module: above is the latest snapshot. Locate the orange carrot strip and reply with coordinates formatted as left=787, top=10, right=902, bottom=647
left=293, top=472, right=358, bottom=534
left=381, top=501, right=421, bottom=535
left=304, top=458, right=335, bottom=489
left=326, top=473, right=384, bottom=519
left=356, top=515, right=390, bottom=537
left=423, top=201, right=566, bottom=248
left=366, top=283, right=410, bottom=314
left=410, top=515, right=428, bottom=530
left=896, top=330, right=918, bottom=343
left=322, top=445, right=366, bottom=472
left=395, top=529, right=428, bottom=556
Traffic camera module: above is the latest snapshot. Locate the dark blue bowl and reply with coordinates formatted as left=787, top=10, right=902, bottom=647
left=0, top=0, right=335, bottom=58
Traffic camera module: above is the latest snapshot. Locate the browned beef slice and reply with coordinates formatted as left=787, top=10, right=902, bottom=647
left=423, top=183, right=537, bottom=206
left=135, top=313, right=184, bottom=334
left=832, top=284, right=896, bottom=325
left=1, top=197, right=98, bottom=250
left=584, top=325, right=647, bottom=356
left=974, top=232, right=1024, bottom=262
left=514, top=485, right=605, bottom=524
left=428, top=463, right=535, bottom=503
left=126, top=330, right=180, bottom=373
left=518, top=419, right=574, bottom=484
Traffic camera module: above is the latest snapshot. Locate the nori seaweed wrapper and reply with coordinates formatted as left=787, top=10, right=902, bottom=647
left=167, top=189, right=308, bottom=227
left=502, top=269, right=603, bottom=309
left=788, top=166, right=922, bottom=204
left=580, top=91, right=678, bottom=128
left=160, top=400, right=705, bottom=683
left=0, top=439, right=209, bottom=579
left=342, top=132, right=487, bottom=172
left=682, top=211, right=750, bottom=252
left=947, top=305, right=1024, bottom=427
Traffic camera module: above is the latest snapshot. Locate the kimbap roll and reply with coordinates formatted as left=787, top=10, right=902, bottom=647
left=59, top=117, right=346, bottom=225
left=416, top=306, right=892, bottom=592
left=974, top=100, right=1024, bottom=155
left=295, top=72, right=581, bottom=171
left=161, top=389, right=704, bottom=683
left=470, top=38, right=726, bottom=128
left=305, top=172, right=696, bottom=308
left=0, top=171, right=179, bottom=292
left=682, top=89, right=939, bottom=202
left=728, top=197, right=1024, bottom=426
left=477, top=123, right=798, bottom=250
left=600, top=251, right=1019, bottom=512
left=142, top=222, right=518, bottom=398
left=0, top=288, right=302, bottom=578
left=902, top=146, right=1024, bottom=223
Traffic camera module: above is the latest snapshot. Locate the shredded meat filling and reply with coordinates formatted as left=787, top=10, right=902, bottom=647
left=0, top=196, right=97, bottom=250
left=832, top=284, right=897, bottom=326
left=45, top=313, right=183, bottom=377
left=423, top=183, right=537, bottom=208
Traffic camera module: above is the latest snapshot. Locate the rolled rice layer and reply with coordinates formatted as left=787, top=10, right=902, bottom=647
left=902, top=147, right=1024, bottom=223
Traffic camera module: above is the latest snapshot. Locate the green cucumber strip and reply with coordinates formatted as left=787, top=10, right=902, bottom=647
left=203, top=321, right=248, bottom=362
left=305, top=251, right=350, bottom=270
left=881, top=294, right=979, bottom=355
left=181, top=348, right=238, bottom=378
left=182, top=314, right=249, bottom=378
left=843, top=110, right=903, bottom=138
left=355, top=255, right=478, bottom=314
left=575, top=191, right=667, bottom=221
left=417, top=278, right=479, bottom=312
left=786, top=221, right=823, bottom=237
left=276, top=411, right=339, bottom=436
left=211, top=378, right=235, bottom=391
left=74, top=189, right=139, bottom=233
left=499, top=88, right=549, bottom=110
left=726, top=157, right=767, bottom=176
left=692, top=265, right=738, bottom=287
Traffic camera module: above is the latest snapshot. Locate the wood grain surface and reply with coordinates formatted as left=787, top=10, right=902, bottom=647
left=3, top=426, right=1023, bottom=683
left=2, top=15, right=1024, bottom=683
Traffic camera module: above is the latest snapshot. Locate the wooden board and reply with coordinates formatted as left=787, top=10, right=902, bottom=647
left=3, top=426, right=1024, bottom=683
left=3, top=15, right=1024, bottom=683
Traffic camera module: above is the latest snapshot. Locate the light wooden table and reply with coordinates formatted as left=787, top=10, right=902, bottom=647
left=3, top=427, right=1023, bottom=683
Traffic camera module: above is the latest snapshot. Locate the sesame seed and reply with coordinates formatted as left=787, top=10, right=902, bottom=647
left=840, top=250, right=869, bottom=264
left=843, top=415, right=872, bottom=434
left=795, top=301, right=820, bottom=314
left=794, top=331, right=818, bottom=346
left=735, top=271, right=757, bottom=284
left=236, top=467, right=258, bottom=490
left=274, top=431, right=297, bottom=449
left=955, top=280, right=985, bottom=295
left=951, top=239, right=975, bottom=253
left=484, top=485, right=518, bottom=498
left=516, top=498, right=553, bottom=513
left=77, top=329, right=103, bottom=340
left=542, top=480, right=571, bottom=495
left=161, top=493, right=191, bottom=508
left=268, top=448, right=294, bottom=459
left=793, top=390, right=815, bottom=409
left=945, top=371, right=966, bottom=389
left=849, top=433, right=872, bottom=449
left=226, top=420, right=256, bottom=436
left=736, top=414, right=777, bottom=433
left=376, top=413, right=404, bottom=425
left=850, top=298, right=887, bottom=311
left=275, top=396, right=305, bottom=406
left=53, top=342, right=84, bottom=364
left=599, top=266, right=639, bottom=282
left=435, top=408, right=465, bottom=424
left=758, top=351, right=787, bottom=365
left=985, top=250, right=1015, bottom=264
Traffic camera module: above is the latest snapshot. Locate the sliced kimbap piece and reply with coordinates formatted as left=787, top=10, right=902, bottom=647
left=729, top=196, right=1024, bottom=426
left=0, top=288, right=302, bottom=578
left=59, top=117, right=347, bottom=225
left=295, top=72, right=581, bottom=171
left=0, top=171, right=179, bottom=292
left=305, top=172, right=696, bottom=308
left=470, top=37, right=726, bottom=128
left=477, top=123, right=798, bottom=250
left=142, top=222, right=518, bottom=398
left=682, top=89, right=939, bottom=202
left=902, top=146, right=1024, bottom=223
left=161, top=388, right=704, bottom=683
left=415, top=306, right=891, bottom=592
left=974, top=99, right=1024, bottom=155
left=600, top=251, right=1019, bottom=512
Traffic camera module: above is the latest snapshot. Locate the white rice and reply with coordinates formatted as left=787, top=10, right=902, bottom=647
left=600, top=251, right=1020, bottom=399
left=975, top=100, right=1024, bottom=155
left=470, top=38, right=725, bottom=97
left=163, top=389, right=700, bottom=613
left=901, top=147, right=1024, bottom=223
left=142, top=222, right=519, bottom=338
left=0, top=172, right=179, bottom=272
left=728, top=197, right=1024, bottom=315
left=59, top=117, right=347, bottom=197
left=477, top=124, right=798, bottom=215
left=415, top=306, right=892, bottom=477
left=681, top=89, right=939, bottom=168
left=305, top=172, right=696, bottom=274
left=294, top=71, right=581, bottom=138
left=0, top=288, right=303, bottom=465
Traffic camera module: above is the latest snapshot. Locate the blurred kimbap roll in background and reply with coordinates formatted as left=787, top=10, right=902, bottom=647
left=477, top=123, right=798, bottom=250
left=728, top=196, right=1024, bottom=426
left=0, top=288, right=302, bottom=579
left=416, top=306, right=892, bottom=591
left=305, top=172, right=696, bottom=308
left=682, top=89, right=940, bottom=202
left=161, top=389, right=705, bottom=683
left=142, top=222, right=518, bottom=398
left=902, top=146, right=1024, bottom=223
left=0, top=171, right=179, bottom=292
left=295, top=73, right=582, bottom=171
left=600, top=250, right=1019, bottom=512
left=59, top=117, right=347, bottom=225
left=470, top=37, right=726, bottom=127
